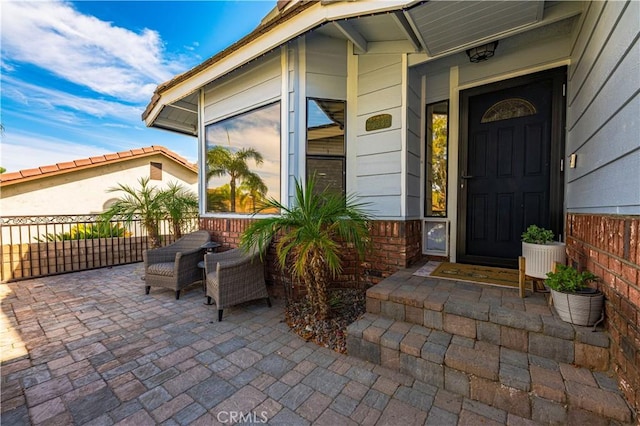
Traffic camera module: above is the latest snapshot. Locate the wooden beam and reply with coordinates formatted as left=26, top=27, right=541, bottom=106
left=333, top=21, right=368, bottom=53
left=391, top=11, right=421, bottom=52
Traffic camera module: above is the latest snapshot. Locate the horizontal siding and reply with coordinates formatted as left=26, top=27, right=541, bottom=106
left=356, top=129, right=402, bottom=156
left=355, top=54, right=404, bottom=218
left=358, top=151, right=402, bottom=176
left=406, top=68, right=422, bottom=217
left=568, top=1, right=639, bottom=132
left=425, top=69, right=449, bottom=104
left=203, top=52, right=281, bottom=124
left=358, top=86, right=403, bottom=115
left=567, top=0, right=640, bottom=213
left=565, top=150, right=640, bottom=214
left=567, top=95, right=640, bottom=182
left=306, top=34, right=347, bottom=99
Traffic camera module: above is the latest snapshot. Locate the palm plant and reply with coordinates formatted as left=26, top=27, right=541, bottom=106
left=240, top=176, right=371, bottom=320
left=101, top=177, right=167, bottom=248
left=206, top=145, right=264, bottom=212
left=163, top=182, right=198, bottom=238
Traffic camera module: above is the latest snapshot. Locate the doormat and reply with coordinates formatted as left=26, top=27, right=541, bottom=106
left=429, top=262, right=520, bottom=289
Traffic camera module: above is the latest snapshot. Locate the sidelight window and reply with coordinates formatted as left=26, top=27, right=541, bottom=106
left=306, top=98, right=345, bottom=196
left=425, top=100, right=449, bottom=217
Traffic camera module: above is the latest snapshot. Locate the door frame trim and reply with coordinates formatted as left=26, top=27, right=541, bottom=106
left=456, top=66, right=567, bottom=267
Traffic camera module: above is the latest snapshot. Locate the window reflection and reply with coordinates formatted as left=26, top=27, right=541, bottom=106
left=425, top=101, right=448, bottom=217
left=205, top=102, right=280, bottom=213
left=306, top=99, right=345, bottom=196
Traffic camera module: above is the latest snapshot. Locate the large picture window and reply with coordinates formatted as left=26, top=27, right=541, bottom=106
left=205, top=102, right=280, bottom=214
left=425, top=100, right=448, bottom=217
left=306, top=99, right=345, bottom=196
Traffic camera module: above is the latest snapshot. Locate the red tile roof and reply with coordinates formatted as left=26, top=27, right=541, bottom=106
left=0, top=145, right=197, bottom=186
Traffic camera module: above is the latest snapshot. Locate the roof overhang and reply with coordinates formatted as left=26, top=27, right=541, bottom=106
left=144, top=0, right=582, bottom=136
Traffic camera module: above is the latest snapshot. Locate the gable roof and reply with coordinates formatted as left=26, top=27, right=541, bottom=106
left=141, top=0, right=415, bottom=130
left=0, top=145, right=197, bottom=187
left=141, top=0, right=313, bottom=123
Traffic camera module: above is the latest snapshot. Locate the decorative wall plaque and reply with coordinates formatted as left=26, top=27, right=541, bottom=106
left=366, top=114, right=392, bottom=131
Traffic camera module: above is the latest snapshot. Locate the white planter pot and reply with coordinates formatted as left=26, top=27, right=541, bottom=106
left=522, top=242, right=566, bottom=279
left=550, top=289, right=604, bottom=326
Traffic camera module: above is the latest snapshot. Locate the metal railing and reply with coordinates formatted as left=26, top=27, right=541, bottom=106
left=1, top=214, right=198, bottom=282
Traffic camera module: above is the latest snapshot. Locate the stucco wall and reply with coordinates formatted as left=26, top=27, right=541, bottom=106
left=1, top=155, right=197, bottom=216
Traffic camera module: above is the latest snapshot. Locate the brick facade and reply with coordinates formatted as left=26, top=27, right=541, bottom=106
left=199, top=217, right=424, bottom=299
left=565, top=213, right=640, bottom=412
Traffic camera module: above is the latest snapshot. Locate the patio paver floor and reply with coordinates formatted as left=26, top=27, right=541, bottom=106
left=0, top=264, right=630, bottom=425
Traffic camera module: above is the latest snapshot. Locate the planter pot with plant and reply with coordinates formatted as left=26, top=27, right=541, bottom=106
left=546, top=264, right=603, bottom=326
left=521, top=225, right=566, bottom=279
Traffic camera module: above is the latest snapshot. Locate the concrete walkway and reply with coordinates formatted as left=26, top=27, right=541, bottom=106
left=0, top=264, right=631, bottom=425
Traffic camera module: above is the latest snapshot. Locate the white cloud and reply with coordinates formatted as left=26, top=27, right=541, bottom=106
left=1, top=0, right=183, bottom=103
left=0, top=134, right=112, bottom=173
left=2, top=76, right=143, bottom=124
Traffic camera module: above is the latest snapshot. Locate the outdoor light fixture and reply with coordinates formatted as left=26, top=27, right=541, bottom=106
left=466, top=41, right=499, bottom=63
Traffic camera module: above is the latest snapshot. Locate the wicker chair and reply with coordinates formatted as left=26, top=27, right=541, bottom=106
left=204, top=247, right=271, bottom=321
left=143, top=230, right=211, bottom=299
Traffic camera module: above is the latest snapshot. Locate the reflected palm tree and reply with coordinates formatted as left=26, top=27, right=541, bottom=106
left=239, top=174, right=268, bottom=213
left=207, top=184, right=231, bottom=212
left=206, top=145, right=265, bottom=212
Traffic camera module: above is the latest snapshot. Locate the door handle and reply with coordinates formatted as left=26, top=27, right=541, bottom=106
left=461, top=175, right=474, bottom=179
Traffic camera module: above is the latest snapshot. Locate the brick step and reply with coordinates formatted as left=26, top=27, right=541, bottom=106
left=346, top=314, right=634, bottom=424
left=366, top=274, right=611, bottom=370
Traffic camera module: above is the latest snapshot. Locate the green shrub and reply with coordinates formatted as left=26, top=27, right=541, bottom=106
left=35, top=223, right=127, bottom=242
left=521, top=225, right=554, bottom=244
left=545, top=264, right=597, bottom=293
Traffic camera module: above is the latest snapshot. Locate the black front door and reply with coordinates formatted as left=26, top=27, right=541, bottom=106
left=458, top=68, right=566, bottom=268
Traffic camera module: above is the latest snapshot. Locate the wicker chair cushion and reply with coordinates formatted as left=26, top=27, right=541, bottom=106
left=147, top=262, right=175, bottom=277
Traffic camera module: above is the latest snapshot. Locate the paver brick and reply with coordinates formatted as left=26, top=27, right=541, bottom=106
left=151, top=393, right=193, bottom=423
left=529, top=333, right=574, bottom=364
left=575, top=342, right=609, bottom=371
left=531, top=395, right=567, bottom=424
left=470, top=376, right=530, bottom=418
left=344, top=366, right=378, bottom=387
left=330, top=393, right=359, bottom=416
left=423, top=309, right=443, bottom=330
left=426, top=406, right=458, bottom=425
left=565, top=380, right=632, bottom=422
left=380, top=330, right=404, bottom=350
left=405, top=305, right=423, bottom=325
left=24, top=375, right=73, bottom=407
left=297, top=391, right=332, bottom=421
left=68, top=386, right=120, bottom=425
left=444, top=299, right=490, bottom=321
left=490, top=306, right=542, bottom=332
left=376, top=398, right=428, bottom=425
left=394, top=386, right=434, bottom=411
left=350, top=402, right=382, bottom=424
left=499, top=363, right=531, bottom=391
left=445, top=344, right=498, bottom=380
left=173, top=402, right=207, bottom=425
left=301, top=367, right=349, bottom=398
left=400, top=332, right=427, bottom=357
left=530, top=364, right=566, bottom=403
left=462, top=398, right=507, bottom=424
left=28, top=397, right=65, bottom=424
left=366, top=296, right=381, bottom=314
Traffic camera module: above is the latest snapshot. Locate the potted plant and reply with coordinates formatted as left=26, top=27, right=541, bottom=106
left=545, top=264, right=603, bottom=326
left=521, top=225, right=566, bottom=279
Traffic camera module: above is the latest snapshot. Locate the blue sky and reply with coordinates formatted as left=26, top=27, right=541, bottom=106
left=0, top=0, right=277, bottom=173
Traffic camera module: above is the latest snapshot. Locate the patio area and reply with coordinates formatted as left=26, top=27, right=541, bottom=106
left=0, top=263, right=634, bottom=425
